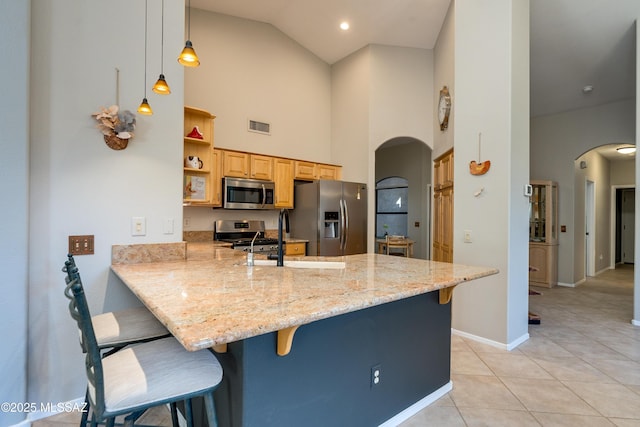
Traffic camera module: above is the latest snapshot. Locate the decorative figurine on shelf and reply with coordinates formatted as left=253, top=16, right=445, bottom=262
left=92, top=105, right=136, bottom=150
left=187, top=125, right=204, bottom=139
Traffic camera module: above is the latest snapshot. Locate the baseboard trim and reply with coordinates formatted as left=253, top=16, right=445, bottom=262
left=632, top=319, right=640, bottom=327
left=378, top=381, right=452, bottom=427
left=558, top=281, right=577, bottom=287
left=452, top=329, right=529, bottom=351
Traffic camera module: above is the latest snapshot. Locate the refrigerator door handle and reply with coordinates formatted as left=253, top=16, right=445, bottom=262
left=343, top=198, right=349, bottom=252
left=339, top=199, right=345, bottom=251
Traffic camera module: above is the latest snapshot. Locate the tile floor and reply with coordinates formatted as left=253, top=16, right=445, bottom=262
left=401, top=264, right=640, bottom=426
left=34, top=265, right=639, bottom=427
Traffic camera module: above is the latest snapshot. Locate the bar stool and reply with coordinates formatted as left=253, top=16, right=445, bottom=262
left=63, top=255, right=169, bottom=353
left=64, top=264, right=223, bottom=427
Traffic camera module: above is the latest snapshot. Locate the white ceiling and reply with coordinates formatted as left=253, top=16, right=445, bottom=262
left=192, top=0, right=638, bottom=157
left=191, top=0, right=451, bottom=65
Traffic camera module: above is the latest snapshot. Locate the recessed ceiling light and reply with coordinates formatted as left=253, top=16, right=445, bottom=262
left=582, top=85, right=594, bottom=94
left=340, top=21, right=350, bottom=31
left=616, top=146, right=636, bottom=154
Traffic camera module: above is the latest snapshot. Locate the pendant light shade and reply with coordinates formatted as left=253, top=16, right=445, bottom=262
left=178, top=0, right=200, bottom=67
left=152, top=74, right=171, bottom=94
left=178, top=41, right=200, bottom=67
left=137, top=98, right=153, bottom=115
left=153, top=0, right=171, bottom=94
left=138, top=0, right=153, bottom=115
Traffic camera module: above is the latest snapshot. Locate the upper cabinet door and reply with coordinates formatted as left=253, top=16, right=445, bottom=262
left=250, top=154, right=274, bottom=180
left=223, top=151, right=250, bottom=178
left=274, top=158, right=294, bottom=208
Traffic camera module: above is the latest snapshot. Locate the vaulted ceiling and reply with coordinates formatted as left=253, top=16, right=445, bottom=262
left=192, top=0, right=638, bottom=119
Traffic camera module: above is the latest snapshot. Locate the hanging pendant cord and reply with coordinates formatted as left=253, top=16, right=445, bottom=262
left=144, top=0, right=148, bottom=96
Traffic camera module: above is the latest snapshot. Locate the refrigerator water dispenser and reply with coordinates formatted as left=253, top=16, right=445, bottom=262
left=324, top=211, right=340, bottom=239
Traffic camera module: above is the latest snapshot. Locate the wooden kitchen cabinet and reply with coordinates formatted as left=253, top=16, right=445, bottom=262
left=317, top=164, right=342, bottom=180
left=211, top=148, right=223, bottom=206
left=221, top=150, right=274, bottom=180
left=222, top=150, right=250, bottom=178
left=273, top=158, right=294, bottom=208
left=250, top=154, right=274, bottom=180
left=285, top=241, right=306, bottom=256
left=294, top=160, right=317, bottom=180
left=183, top=106, right=215, bottom=206
left=432, top=150, right=453, bottom=263
left=294, top=160, right=341, bottom=181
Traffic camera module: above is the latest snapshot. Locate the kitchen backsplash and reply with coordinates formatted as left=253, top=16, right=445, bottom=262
left=183, top=206, right=280, bottom=231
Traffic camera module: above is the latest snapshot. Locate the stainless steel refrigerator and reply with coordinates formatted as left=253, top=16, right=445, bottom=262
left=290, top=180, right=367, bottom=256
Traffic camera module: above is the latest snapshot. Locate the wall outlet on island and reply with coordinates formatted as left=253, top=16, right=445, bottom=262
left=370, top=364, right=381, bottom=388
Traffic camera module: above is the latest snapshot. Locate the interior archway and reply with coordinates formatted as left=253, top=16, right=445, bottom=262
left=573, top=143, right=635, bottom=282
left=374, top=137, right=431, bottom=259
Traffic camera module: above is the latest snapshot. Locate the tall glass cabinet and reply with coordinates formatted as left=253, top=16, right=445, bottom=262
left=529, top=180, right=558, bottom=287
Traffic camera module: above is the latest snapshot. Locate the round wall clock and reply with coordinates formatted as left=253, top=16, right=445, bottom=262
left=438, top=86, right=451, bottom=131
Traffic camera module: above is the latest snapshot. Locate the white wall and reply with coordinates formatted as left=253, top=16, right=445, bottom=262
left=531, top=99, right=635, bottom=285
left=186, top=10, right=332, bottom=163
left=331, top=46, right=372, bottom=184
left=28, top=0, right=185, bottom=406
left=611, top=159, right=635, bottom=185
left=369, top=45, right=434, bottom=150
left=433, top=0, right=456, bottom=160
left=332, top=45, right=434, bottom=252
left=574, top=151, right=612, bottom=278
left=0, top=1, right=29, bottom=425
left=452, top=0, right=530, bottom=347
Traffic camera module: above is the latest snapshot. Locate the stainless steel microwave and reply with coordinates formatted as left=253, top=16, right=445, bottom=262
left=223, top=177, right=275, bottom=209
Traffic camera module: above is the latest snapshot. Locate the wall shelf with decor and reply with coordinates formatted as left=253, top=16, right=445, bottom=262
left=183, top=106, right=216, bottom=206
left=529, top=180, right=558, bottom=287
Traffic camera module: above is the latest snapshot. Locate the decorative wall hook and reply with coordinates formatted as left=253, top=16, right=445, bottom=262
left=469, top=132, right=491, bottom=175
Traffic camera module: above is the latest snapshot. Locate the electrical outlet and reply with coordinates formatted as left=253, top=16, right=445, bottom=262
left=464, top=230, right=472, bottom=243
left=131, top=217, right=146, bottom=236
left=371, top=364, right=381, bottom=388
left=69, top=235, right=94, bottom=255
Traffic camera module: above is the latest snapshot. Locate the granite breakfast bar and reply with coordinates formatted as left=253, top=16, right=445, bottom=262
left=111, top=243, right=498, bottom=427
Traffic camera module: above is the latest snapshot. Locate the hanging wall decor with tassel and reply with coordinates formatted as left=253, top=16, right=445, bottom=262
left=91, top=68, right=137, bottom=150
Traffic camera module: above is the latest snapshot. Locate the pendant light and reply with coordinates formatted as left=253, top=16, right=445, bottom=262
left=152, top=0, right=171, bottom=94
left=138, top=0, right=153, bottom=115
left=178, top=0, right=200, bottom=67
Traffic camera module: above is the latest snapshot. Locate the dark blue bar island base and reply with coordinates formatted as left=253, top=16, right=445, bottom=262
left=202, top=291, right=451, bottom=427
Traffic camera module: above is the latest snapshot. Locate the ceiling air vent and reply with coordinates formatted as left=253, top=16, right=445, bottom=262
left=248, top=119, right=270, bottom=135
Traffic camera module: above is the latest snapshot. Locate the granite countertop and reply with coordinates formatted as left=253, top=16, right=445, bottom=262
left=111, top=243, right=498, bottom=351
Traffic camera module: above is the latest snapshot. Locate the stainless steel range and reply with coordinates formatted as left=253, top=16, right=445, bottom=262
left=214, top=220, right=279, bottom=255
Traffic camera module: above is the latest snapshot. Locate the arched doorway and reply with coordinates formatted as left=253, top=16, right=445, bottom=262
left=574, top=143, right=635, bottom=281
left=374, top=137, right=431, bottom=259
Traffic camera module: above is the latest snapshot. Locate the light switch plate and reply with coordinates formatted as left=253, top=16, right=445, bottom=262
left=69, top=235, right=94, bottom=255
left=131, top=217, right=146, bottom=236
left=163, top=218, right=174, bottom=235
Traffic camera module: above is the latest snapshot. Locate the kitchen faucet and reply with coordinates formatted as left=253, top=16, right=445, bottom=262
left=268, top=208, right=289, bottom=266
